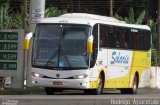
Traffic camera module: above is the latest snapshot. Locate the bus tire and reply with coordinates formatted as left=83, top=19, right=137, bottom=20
left=84, top=74, right=104, bottom=95
left=120, top=75, right=138, bottom=94
left=97, top=74, right=104, bottom=94
left=93, top=74, right=104, bottom=95
left=129, top=75, right=138, bottom=94
left=45, top=87, right=62, bottom=95
left=83, top=89, right=93, bottom=94
left=120, top=89, right=128, bottom=94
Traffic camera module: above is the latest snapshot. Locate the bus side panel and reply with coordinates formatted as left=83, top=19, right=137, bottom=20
left=105, top=49, right=151, bottom=89
left=89, top=48, right=108, bottom=89
left=104, top=68, right=131, bottom=88
left=131, top=50, right=151, bottom=88
left=105, top=49, right=133, bottom=88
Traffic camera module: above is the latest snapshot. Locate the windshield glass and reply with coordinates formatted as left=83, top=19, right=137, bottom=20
left=32, top=24, right=90, bottom=70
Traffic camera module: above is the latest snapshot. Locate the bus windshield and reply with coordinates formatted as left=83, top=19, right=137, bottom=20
left=32, top=24, right=90, bottom=70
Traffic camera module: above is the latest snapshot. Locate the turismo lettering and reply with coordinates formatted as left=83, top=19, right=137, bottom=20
left=110, top=52, right=129, bottom=64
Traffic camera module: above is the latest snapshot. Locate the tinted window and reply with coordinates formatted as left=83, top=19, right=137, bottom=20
left=130, top=29, right=151, bottom=51
left=108, top=26, right=116, bottom=48
left=98, top=24, right=151, bottom=51
left=100, top=25, right=108, bottom=47
left=115, top=27, right=129, bottom=48
left=91, top=24, right=98, bottom=67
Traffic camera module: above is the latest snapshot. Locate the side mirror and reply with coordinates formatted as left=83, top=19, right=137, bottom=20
left=87, top=35, right=94, bottom=53
left=24, top=32, right=33, bottom=50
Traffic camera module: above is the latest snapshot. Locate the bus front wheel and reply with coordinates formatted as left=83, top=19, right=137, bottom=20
left=45, top=87, right=62, bottom=95
left=95, top=74, right=104, bottom=95
left=84, top=74, right=104, bottom=95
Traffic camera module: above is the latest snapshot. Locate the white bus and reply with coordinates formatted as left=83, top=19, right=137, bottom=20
left=24, top=13, right=151, bottom=95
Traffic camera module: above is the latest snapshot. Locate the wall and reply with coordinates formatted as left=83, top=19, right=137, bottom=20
left=150, top=67, right=160, bottom=88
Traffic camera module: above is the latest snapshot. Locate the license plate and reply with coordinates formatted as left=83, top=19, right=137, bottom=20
left=53, top=81, right=62, bottom=86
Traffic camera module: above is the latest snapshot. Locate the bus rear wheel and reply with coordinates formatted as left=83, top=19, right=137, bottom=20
left=120, top=75, right=138, bottom=94
left=129, top=75, right=138, bottom=94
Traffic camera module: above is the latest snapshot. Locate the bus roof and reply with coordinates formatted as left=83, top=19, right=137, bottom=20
left=40, top=13, right=150, bottom=30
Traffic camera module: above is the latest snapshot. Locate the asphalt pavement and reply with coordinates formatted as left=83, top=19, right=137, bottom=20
left=0, top=88, right=160, bottom=105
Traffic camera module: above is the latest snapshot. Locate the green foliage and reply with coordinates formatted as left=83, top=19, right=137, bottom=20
left=128, top=7, right=135, bottom=23
left=152, top=49, right=159, bottom=66
left=147, top=19, right=158, bottom=49
left=0, top=3, right=63, bottom=30
left=114, top=13, right=124, bottom=21
left=45, top=6, right=63, bottom=18
left=135, top=10, right=145, bottom=24
left=10, top=11, right=23, bottom=29
left=0, top=2, right=11, bottom=29
left=147, top=20, right=159, bottom=66
left=0, top=87, right=44, bottom=95
left=114, top=7, right=145, bottom=24
left=0, top=2, right=24, bottom=29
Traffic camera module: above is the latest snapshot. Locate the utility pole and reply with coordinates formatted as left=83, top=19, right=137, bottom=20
left=29, top=0, right=45, bottom=32
left=26, top=0, right=46, bottom=87
left=110, top=0, right=113, bottom=17
left=23, top=0, right=27, bottom=33
left=158, top=0, right=160, bottom=65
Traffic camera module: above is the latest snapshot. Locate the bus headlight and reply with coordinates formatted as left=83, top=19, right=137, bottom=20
left=73, top=74, right=88, bottom=79
left=32, top=72, right=44, bottom=78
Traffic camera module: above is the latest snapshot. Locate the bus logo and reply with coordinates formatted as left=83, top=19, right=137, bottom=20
left=110, top=51, right=129, bottom=64
left=56, top=74, right=60, bottom=78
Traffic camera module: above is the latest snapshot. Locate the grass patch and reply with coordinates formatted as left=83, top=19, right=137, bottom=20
left=0, top=87, right=45, bottom=95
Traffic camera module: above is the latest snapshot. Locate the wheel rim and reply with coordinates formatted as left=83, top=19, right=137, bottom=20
left=133, top=77, right=138, bottom=94
left=97, top=76, right=103, bottom=94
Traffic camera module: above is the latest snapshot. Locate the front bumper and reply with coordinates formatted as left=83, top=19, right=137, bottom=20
left=31, top=77, right=90, bottom=89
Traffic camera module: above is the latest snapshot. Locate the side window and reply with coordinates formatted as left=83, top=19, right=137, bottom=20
left=90, top=24, right=98, bottom=67
left=130, top=29, right=139, bottom=50
left=144, top=31, right=151, bottom=50
left=107, top=26, right=129, bottom=49
left=98, top=25, right=151, bottom=51
left=115, top=27, right=128, bottom=48
left=130, top=29, right=151, bottom=51
left=115, top=27, right=121, bottom=48
left=126, top=29, right=132, bottom=49
left=100, top=25, right=108, bottom=47
left=108, top=26, right=115, bottom=48
left=120, top=28, right=129, bottom=49
left=138, top=31, right=144, bottom=50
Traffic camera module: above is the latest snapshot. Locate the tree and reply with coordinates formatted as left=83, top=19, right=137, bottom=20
left=114, top=7, right=145, bottom=24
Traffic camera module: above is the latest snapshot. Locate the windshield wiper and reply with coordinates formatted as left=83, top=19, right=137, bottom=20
left=45, top=50, right=58, bottom=67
